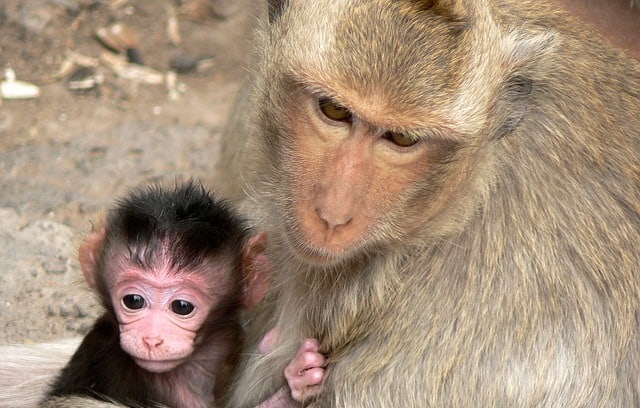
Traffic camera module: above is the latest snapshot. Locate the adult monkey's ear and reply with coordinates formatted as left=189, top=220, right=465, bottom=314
left=493, top=31, right=558, bottom=139
left=268, top=0, right=288, bottom=23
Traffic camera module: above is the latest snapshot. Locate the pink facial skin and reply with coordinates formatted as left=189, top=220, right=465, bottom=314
left=111, top=267, right=216, bottom=373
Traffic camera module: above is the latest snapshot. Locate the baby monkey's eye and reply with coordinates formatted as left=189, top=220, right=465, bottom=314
left=122, top=294, right=145, bottom=310
left=171, top=299, right=195, bottom=316
left=384, top=131, right=418, bottom=147
left=318, top=97, right=352, bottom=122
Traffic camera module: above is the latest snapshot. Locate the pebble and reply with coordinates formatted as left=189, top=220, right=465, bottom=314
left=42, top=256, right=68, bottom=275
left=67, top=67, right=103, bottom=91
left=59, top=304, right=72, bottom=317
left=170, top=53, right=199, bottom=73
left=1, top=69, right=41, bottom=100
left=74, top=304, right=89, bottom=318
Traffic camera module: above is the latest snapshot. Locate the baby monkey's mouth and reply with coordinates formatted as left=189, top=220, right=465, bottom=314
left=135, top=357, right=184, bottom=373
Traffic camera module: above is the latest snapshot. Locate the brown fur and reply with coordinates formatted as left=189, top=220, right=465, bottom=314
left=224, top=0, right=640, bottom=406
left=553, top=0, right=640, bottom=58
left=551, top=0, right=640, bottom=59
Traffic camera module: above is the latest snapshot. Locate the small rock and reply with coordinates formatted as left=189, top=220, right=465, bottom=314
left=42, top=256, right=67, bottom=275
left=170, top=53, right=198, bottom=74
left=95, top=22, right=139, bottom=52
left=125, top=48, right=144, bottom=65
left=169, top=53, right=215, bottom=74
left=1, top=69, right=41, bottom=100
left=74, top=303, right=89, bottom=318
left=59, top=304, right=72, bottom=317
left=67, top=67, right=103, bottom=91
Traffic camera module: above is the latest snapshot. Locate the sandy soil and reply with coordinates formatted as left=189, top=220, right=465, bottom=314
left=0, top=0, right=255, bottom=344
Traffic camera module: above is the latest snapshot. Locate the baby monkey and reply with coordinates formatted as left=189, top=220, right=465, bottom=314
left=44, top=182, right=321, bottom=407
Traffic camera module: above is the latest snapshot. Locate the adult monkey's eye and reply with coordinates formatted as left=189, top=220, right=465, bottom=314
left=384, top=131, right=418, bottom=147
left=318, top=97, right=352, bottom=122
left=122, top=294, right=145, bottom=310
left=171, top=299, right=195, bottom=316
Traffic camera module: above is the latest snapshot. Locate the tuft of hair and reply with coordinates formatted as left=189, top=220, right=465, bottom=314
left=105, top=180, right=249, bottom=272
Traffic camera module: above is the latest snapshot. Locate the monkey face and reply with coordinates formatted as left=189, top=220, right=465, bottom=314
left=248, top=2, right=478, bottom=267
left=266, top=86, right=467, bottom=266
left=111, top=268, right=214, bottom=373
left=247, top=0, right=550, bottom=267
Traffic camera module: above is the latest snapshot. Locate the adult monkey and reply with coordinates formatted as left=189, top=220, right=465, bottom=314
left=220, top=0, right=640, bottom=406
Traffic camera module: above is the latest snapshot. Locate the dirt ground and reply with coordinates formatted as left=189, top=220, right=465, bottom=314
left=0, top=0, right=256, bottom=344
